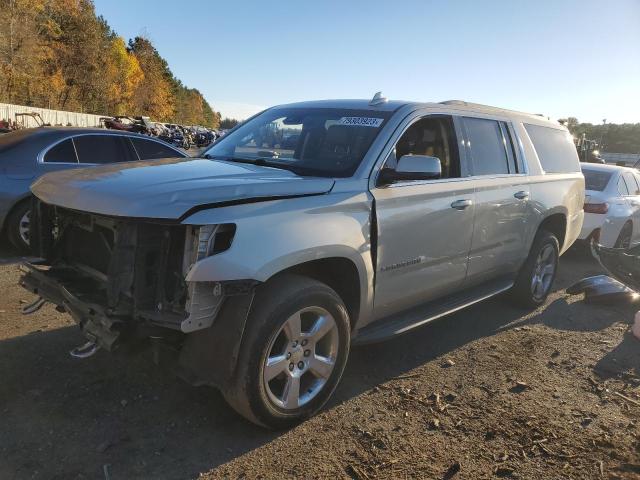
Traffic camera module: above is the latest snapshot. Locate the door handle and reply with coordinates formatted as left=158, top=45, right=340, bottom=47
left=514, top=190, right=529, bottom=200
left=451, top=199, right=473, bottom=210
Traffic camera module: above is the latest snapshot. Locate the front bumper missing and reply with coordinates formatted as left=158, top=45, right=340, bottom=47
left=19, top=262, right=122, bottom=350
left=20, top=261, right=261, bottom=388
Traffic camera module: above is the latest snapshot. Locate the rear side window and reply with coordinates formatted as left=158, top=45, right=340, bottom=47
left=524, top=124, right=580, bottom=173
left=582, top=169, right=612, bottom=191
left=73, top=135, right=134, bottom=164
left=43, top=139, right=77, bottom=163
left=623, top=172, right=639, bottom=195
left=634, top=173, right=640, bottom=193
left=618, top=176, right=630, bottom=196
left=464, top=117, right=509, bottom=175
left=130, top=138, right=182, bottom=160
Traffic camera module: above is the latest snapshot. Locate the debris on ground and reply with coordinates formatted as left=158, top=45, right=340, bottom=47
left=1, top=246, right=638, bottom=479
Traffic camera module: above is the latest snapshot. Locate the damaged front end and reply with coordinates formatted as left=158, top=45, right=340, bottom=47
left=20, top=198, right=256, bottom=387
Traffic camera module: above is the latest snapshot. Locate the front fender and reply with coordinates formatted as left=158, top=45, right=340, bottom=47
left=182, top=191, right=375, bottom=320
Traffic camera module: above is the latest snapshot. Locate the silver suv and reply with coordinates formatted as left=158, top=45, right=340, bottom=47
left=21, top=96, right=584, bottom=428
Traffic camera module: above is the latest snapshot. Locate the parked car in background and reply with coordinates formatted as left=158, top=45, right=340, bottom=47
left=21, top=97, right=583, bottom=428
left=580, top=163, right=640, bottom=248
left=0, top=127, right=187, bottom=251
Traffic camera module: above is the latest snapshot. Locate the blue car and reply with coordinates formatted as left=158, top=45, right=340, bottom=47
left=0, top=127, right=187, bottom=251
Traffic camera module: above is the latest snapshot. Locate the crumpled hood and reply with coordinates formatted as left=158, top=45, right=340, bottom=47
left=31, top=158, right=335, bottom=220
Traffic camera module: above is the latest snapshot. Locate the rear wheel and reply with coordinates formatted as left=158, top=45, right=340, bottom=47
left=6, top=200, right=31, bottom=253
left=223, top=274, right=350, bottom=429
left=509, top=230, right=559, bottom=308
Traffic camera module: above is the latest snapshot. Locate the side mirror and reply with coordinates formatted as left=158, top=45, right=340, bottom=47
left=378, top=155, right=442, bottom=185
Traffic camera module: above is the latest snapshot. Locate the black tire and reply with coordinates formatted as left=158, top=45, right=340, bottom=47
left=6, top=200, right=31, bottom=253
left=509, top=230, right=559, bottom=308
left=223, top=274, right=350, bottom=429
left=614, top=221, right=632, bottom=249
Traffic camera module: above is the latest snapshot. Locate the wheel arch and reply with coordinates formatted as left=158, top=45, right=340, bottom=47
left=270, top=257, right=362, bottom=331
left=537, top=212, right=567, bottom=251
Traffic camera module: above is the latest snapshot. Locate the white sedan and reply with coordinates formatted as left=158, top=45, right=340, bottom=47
left=580, top=163, right=640, bottom=248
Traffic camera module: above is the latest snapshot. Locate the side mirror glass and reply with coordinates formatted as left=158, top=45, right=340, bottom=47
left=378, top=155, right=442, bottom=185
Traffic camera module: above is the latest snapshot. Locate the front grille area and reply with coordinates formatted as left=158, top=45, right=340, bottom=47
left=31, top=199, right=190, bottom=325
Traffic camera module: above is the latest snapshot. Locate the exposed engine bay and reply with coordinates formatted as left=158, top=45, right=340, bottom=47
left=20, top=199, right=242, bottom=354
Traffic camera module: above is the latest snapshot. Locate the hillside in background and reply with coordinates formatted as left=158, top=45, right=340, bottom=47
left=562, top=117, right=640, bottom=154
left=0, top=0, right=220, bottom=128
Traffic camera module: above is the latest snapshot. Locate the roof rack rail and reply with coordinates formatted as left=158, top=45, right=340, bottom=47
left=439, top=100, right=548, bottom=119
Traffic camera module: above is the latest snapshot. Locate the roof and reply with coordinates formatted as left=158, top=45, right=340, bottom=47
left=0, top=127, right=178, bottom=157
left=273, top=98, right=561, bottom=126
left=580, top=163, right=635, bottom=173
left=17, top=126, right=146, bottom=136
left=275, top=99, right=412, bottom=112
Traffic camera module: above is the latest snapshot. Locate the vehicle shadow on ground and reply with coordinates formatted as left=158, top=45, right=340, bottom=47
left=0, top=295, right=531, bottom=478
left=0, top=244, right=634, bottom=479
left=507, top=248, right=639, bottom=383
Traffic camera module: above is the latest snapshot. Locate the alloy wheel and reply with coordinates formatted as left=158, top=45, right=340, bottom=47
left=530, top=244, right=556, bottom=300
left=263, top=306, right=339, bottom=410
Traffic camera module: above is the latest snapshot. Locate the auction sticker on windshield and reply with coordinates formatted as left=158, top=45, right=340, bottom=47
left=337, top=117, right=384, bottom=127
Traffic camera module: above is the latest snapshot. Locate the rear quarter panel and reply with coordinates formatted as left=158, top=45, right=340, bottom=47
left=513, top=121, right=584, bottom=254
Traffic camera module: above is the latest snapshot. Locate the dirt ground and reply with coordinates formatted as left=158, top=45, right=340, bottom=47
left=0, top=241, right=638, bottom=480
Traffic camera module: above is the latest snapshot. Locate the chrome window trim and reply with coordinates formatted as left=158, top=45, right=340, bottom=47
left=506, top=122, right=529, bottom=175
left=383, top=172, right=528, bottom=189
left=38, top=132, right=186, bottom=165
left=38, top=137, right=79, bottom=165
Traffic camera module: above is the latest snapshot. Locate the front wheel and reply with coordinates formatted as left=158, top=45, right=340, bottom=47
left=223, top=274, right=350, bottom=429
left=509, top=230, right=559, bottom=308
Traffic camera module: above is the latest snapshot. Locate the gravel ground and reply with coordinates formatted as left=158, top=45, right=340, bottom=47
left=0, top=241, right=638, bottom=479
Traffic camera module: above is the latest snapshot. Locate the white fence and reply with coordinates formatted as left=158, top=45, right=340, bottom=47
left=0, top=102, right=105, bottom=128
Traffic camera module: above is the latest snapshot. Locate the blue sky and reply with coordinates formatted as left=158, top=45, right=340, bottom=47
left=94, top=0, right=640, bottom=123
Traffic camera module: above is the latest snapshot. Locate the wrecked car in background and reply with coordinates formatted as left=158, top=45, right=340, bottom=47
left=0, top=128, right=187, bottom=251
left=20, top=95, right=584, bottom=428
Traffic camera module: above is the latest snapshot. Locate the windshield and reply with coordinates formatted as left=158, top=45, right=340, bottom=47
left=582, top=168, right=613, bottom=191
left=203, top=107, right=392, bottom=177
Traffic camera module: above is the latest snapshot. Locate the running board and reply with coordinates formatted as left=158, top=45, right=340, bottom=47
left=353, top=279, right=513, bottom=345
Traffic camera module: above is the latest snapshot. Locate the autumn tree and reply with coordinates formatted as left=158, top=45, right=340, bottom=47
left=105, top=37, right=143, bottom=115
left=0, top=1, right=220, bottom=127
left=0, top=0, right=53, bottom=106
left=128, top=36, right=175, bottom=121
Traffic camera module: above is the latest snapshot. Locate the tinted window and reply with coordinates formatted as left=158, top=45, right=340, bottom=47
left=623, top=172, right=639, bottom=195
left=73, top=135, right=133, bottom=164
left=389, top=116, right=460, bottom=179
left=582, top=169, right=612, bottom=191
left=43, top=139, right=77, bottom=163
left=524, top=124, right=580, bottom=173
left=130, top=138, right=182, bottom=160
left=464, top=117, right=509, bottom=175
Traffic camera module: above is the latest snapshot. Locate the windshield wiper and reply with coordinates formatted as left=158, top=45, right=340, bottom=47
left=202, top=154, right=314, bottom=176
